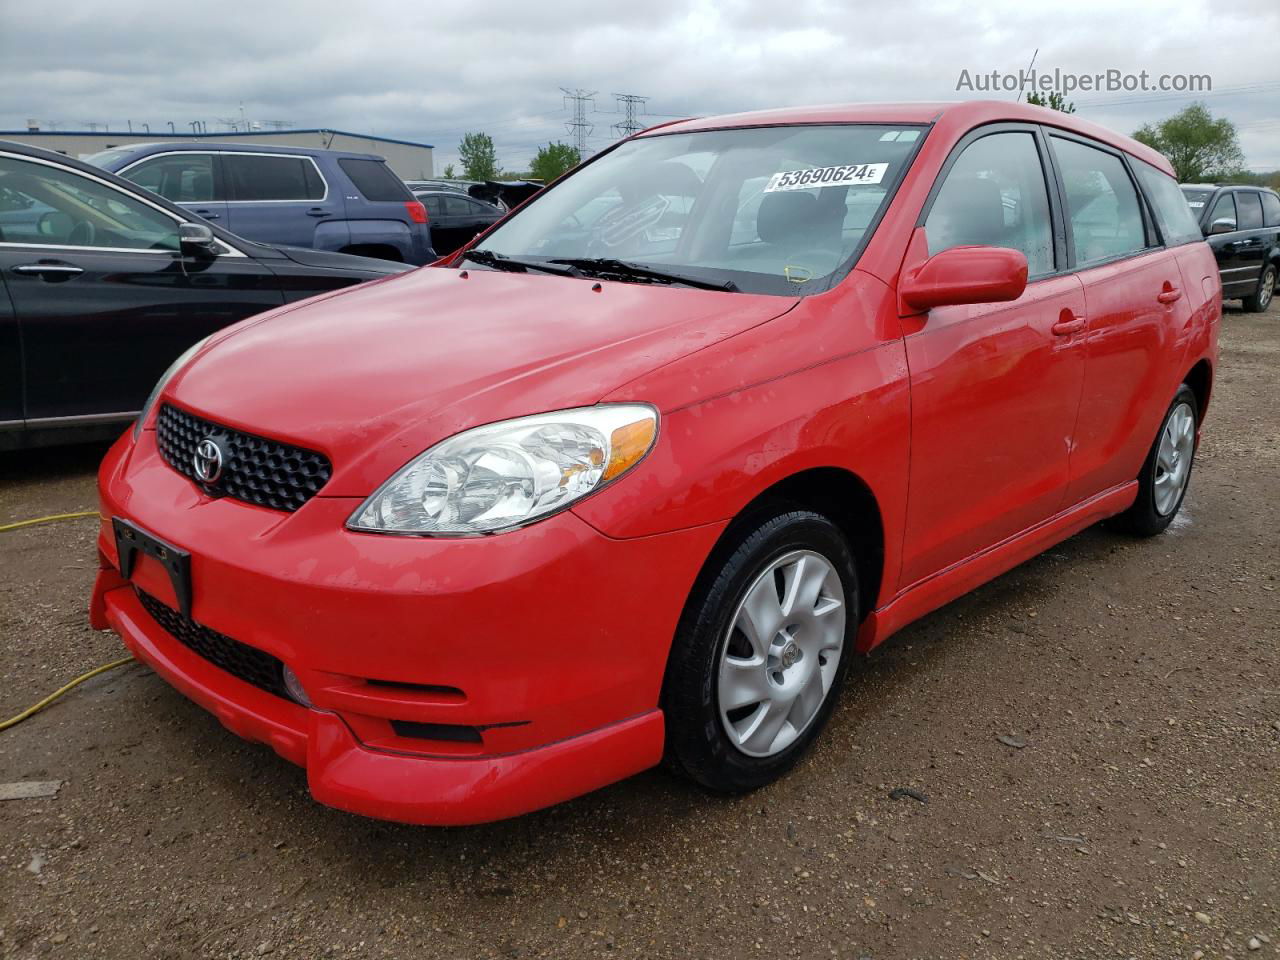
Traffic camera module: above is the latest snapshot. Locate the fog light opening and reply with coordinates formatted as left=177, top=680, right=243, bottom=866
left=282, top=665, right=312, bottom=707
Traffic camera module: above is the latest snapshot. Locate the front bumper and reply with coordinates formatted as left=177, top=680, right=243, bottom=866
left=93, top=431, right=724, bottom=825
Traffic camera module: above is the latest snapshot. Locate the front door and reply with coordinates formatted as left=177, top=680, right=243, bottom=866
left=117, top=151, right=230, bottom=226
left=0, top=152, right=284, bottom=424
left=900, top=127, right=1087, bottom=586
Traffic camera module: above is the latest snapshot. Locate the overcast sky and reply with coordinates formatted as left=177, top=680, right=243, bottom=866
left=1, top=0, right=1277, bottom=173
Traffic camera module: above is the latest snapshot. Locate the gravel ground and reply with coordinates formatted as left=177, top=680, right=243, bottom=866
left=1, top=302, right=1277, bottom=960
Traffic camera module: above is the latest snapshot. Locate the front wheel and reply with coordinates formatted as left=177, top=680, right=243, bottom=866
left=662, top=509, right=857, bottom=793
left=1242, top=262, right=1276, bottom=313
left=1113, top=384, right=1199, bottom=537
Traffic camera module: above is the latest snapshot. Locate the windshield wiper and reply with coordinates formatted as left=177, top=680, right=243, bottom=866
left=460, top=248, right=580, bottom=278
left=548, top=257, right=738, bottom=292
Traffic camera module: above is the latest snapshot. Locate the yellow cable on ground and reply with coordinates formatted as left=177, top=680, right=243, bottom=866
left=0, top=657, right=135, bottom=732
left=0, top=510, right=98, bottom=533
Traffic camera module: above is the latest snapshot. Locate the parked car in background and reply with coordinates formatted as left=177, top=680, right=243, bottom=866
left=88, top=142, right=435, bottom=265
left=1182, top=183, right=1280, bottom=312
left=404, top=179, right=470, bottom=194
left=413, top=189, right=503, bottom=255
left=93, top=101, right=1218, bottom=826
left=0, top=140, right=408, bottom=449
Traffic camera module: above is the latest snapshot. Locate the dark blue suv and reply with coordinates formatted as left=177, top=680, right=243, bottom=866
left=89, top=142, right=435, bottom=265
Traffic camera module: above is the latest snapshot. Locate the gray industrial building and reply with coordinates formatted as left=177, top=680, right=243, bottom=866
left=0, top=127, right=434, bottom=180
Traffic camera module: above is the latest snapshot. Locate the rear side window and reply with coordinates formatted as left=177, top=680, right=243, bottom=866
left=124, top=154, right=220, bottom=203
left=925, top=131, right=1055, bottom=277
left=419, top=195, right=443, bottom=218
left=1236, top=191, right=1264, bottom=230
left=224, top=155, right=325, bottom=201
left=338, top=158, right=411, bottom=201
left=1052, top=136, right=1147, bottom=266
left=444, top=195, right=474, bottom=216
left=1133, top=161, right=1203, bottom=246
left=1263, top=192, right=1280, bottom=227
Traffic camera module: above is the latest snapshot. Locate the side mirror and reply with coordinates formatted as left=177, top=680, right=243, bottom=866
left=179, top=222, right=219, bottom=257
left=900, top=245, right=1028, bottom=312
left=1209, top=218, right=1237, bottom=236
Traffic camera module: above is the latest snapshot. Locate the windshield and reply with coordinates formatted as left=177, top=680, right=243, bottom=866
left=1181, top=187, right=1214, bottom=212
left=473, top=124, right=926, bottom=295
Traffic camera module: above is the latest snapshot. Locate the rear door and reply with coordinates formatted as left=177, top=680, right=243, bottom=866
left=223, top=152, right=343, bottom=249
left=118, top=151, right=229, bottom=226
left=0, top=151, right=283, bottom=424
left=900, top=126, right=1087, bottom=585
left=1046, top=134, right=1195, bottom=504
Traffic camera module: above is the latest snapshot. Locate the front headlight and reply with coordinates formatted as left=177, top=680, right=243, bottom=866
left=132, top=335, right=212, bottom=439
left=348, top=404, right=658, bottom=536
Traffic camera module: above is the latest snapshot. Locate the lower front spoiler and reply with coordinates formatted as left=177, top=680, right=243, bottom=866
left=101, top=582, right=665, bottom=826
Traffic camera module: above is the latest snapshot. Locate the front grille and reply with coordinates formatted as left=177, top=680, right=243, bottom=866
left=156, top=404, right=332, bottom=512
left=137, top=590, right=286, bottom=699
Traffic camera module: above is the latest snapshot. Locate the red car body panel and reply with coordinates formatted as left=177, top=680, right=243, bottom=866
left=93, top=100, right=1219, bottom=825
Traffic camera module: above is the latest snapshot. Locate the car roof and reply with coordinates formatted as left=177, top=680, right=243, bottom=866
left=99, top=141, right=385, bottom=162
left=641, top=100, right=1174, bottom=176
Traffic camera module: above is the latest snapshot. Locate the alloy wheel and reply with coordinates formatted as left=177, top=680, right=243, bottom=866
left=717, top=549, right=845, bottom=758
left=1153, top=401, right=1195, bottom=516
left=1260, top=266, right=1276, bottom=311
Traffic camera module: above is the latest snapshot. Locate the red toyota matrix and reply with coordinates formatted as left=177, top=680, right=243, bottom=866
left=93, top=102, right=1219, bottom=825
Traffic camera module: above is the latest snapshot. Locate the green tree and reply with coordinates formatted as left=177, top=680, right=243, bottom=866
left=1133, top=102, right=1246, bottom=183
left=459, top=132, right=500, bottom=181
left=529, top=141, right=580, bottom=182
left=1026, top=91, right=1076, bottom=113
left=442, top=162, right=456, bottom=179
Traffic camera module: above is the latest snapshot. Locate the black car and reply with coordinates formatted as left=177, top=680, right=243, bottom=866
left=1181, top=183, right=1280, bottom=312
left=413, top=189, right=504, bottom=256
left=0, top=140, right=409, bottom=450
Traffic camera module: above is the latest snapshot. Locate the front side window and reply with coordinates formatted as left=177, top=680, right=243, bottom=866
left=1236, top=191, right=1264, bottom=230
left=1134, top=161, right=1204, bottom=246
left=0, top=155, right=179, bottom=250
left=925, top=131, right=1054, bottom=277
left=123, top=153, right=218, bottom=203
left=1052, top=136, right=1147, bottom=266
left=474, top=124, right=925, bottom=296
left=224, top=155, right=325, bottom=201
left=1208, top=192, right=1237, bottom=229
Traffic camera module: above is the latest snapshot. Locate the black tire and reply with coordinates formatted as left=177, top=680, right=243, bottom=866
left=1112, top=384, right=1199, bottom=537
left=1242, top=262, right=1276, bottom=313
left=661, top=508, right=858, bottom=793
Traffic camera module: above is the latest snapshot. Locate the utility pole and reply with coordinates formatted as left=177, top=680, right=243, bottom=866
left=612, top=94, right=649, bottom=138
left=561, top=88, right=596, bottom=158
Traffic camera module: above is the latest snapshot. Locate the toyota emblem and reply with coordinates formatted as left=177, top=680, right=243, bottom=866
left=192, top=437, right=225, bottom=485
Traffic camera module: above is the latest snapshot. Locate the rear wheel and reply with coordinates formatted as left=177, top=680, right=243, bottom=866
left=1113, top=384, right=1198, bottom=537
left=662, top=509, right=857, bottom=793
left=1242, top=262, right=1276, bottom=313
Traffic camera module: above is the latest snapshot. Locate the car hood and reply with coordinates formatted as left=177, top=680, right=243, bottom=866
left=169, top=266, right=798, bottom=496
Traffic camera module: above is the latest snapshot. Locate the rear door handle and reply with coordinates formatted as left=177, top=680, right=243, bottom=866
left=12, top=262, right=84, bottom=279
left=1157, top=287, right=1183, bottom=305
left=306, top=208, right=331, bottom=218
left=1051, top=311, right=1086, bottom=336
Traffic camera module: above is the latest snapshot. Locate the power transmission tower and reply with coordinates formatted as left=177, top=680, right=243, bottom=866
left=612, top=94, right=649, bottom=138
left=561, top=88, right=596, bottom=158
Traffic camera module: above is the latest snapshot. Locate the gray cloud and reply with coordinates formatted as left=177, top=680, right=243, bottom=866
left=1, top=0, right=1277, bottom=172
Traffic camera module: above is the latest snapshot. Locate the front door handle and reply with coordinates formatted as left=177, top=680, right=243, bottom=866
left=306, top=208, right=331, bottom=218
left=12, top=262, right=84, bottom=279
left=1157, top=286, right=1183, bottom=305
left=193, top=209, right=220, bottom=220
left=1051, top=310, right=1086, bottom=336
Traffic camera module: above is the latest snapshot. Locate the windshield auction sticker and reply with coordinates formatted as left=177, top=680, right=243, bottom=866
left=764, top=163, right=888, bottom=193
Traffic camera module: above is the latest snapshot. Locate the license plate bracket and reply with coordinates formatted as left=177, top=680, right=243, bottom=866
left=112, top=517, right=192, bottom=618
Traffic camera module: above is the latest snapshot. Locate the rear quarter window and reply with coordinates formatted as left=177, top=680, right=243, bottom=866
left=1135, top=162, right=1204, bottom=246
left=338, top=158, right=411, bottom=202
